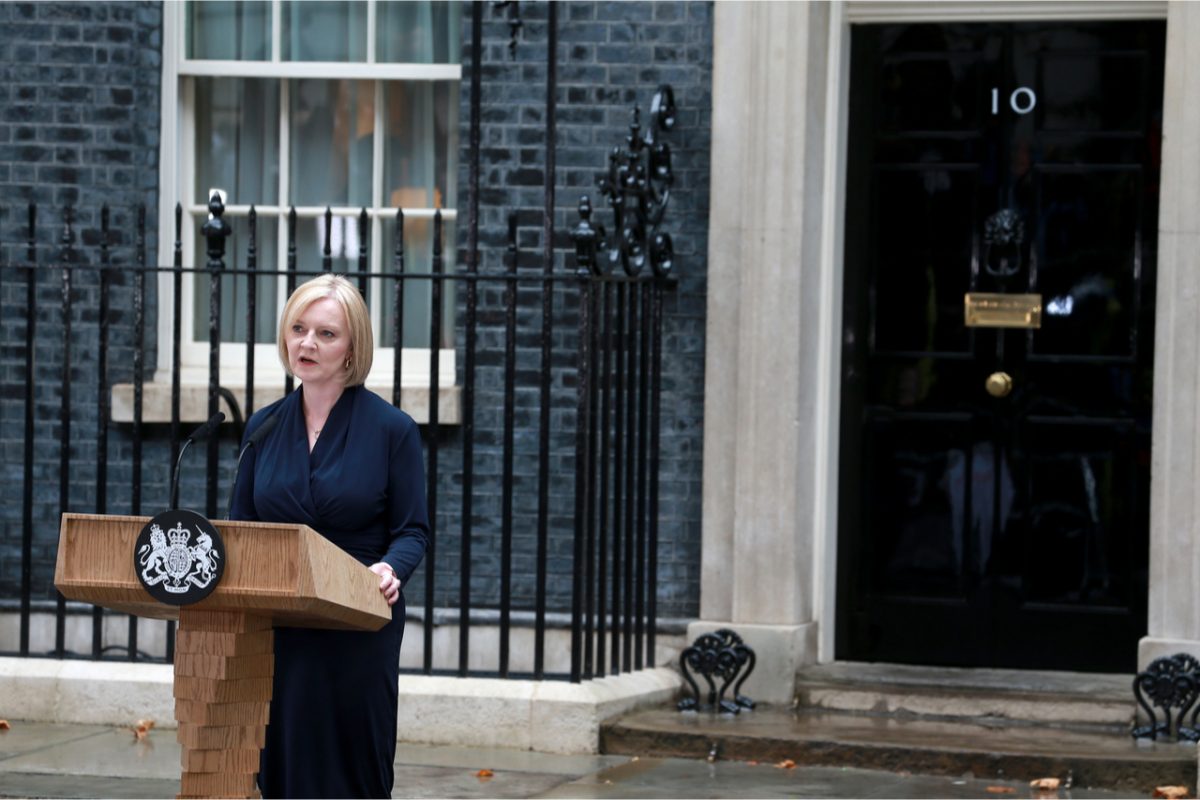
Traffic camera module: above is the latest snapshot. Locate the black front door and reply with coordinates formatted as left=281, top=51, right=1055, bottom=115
left=837, top=21, right=1164, bottom=672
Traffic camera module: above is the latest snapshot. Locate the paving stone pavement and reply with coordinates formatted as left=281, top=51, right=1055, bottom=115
left=0, top=721, right=1153, bottom=798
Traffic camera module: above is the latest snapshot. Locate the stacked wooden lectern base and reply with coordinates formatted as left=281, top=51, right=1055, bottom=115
left=175, top=610, right=273, bottom=797
left=55, top=513, right=391, bottom=800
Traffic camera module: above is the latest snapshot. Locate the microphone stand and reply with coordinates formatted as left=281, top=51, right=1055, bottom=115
left=170, top=412, right=226, bottom=510
left=225, top=413, right=280, bottom=520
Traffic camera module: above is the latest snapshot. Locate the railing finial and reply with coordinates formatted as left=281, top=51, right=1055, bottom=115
left=200, top=192, right=231, bottom=269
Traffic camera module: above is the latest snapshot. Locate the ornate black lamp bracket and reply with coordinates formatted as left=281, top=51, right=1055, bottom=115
left=1132, top=653, right=1200, bottom=741
left=571, top=85, right=677, bottom=279
left=677, top=628, right=756, bottom=715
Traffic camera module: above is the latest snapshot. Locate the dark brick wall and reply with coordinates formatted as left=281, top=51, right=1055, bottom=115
left=0, top=1, right=163, bottom=606
left=423, top=1, right=711, bottom=619
left=0, top=2, right=161, bottom=215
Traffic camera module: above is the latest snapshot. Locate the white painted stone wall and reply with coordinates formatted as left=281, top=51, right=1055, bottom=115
left=699, top=0, right=830, bottom=702
left=0, top=657, right=681, bottom=755
left=1141, top=0, right=1200, bottom=669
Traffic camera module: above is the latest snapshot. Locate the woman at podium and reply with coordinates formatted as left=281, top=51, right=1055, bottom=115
left=229, top=274, right=430, bottom=798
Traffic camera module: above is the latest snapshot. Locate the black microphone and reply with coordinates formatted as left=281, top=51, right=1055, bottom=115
left=225, top=413, right=280, bottom=519
left=169, top=412, right=226, bottom=510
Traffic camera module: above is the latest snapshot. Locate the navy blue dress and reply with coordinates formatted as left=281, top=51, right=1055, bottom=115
left=229, top=384, right=429, bottom=799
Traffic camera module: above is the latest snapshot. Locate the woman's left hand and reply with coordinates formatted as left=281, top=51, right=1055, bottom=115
left=369, top=562, right=400, bottom=606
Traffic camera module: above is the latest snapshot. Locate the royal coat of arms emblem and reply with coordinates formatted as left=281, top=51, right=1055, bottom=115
left=134, top=509, right=225, bottom=605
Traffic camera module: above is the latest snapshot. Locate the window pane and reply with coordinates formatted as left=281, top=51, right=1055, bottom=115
left=186, top=0, right=271, bottom=61
left=282, top=1, right=367, bottom=62
left=383, top=81, right=459, bottom=212
left=294, top=212, right=372, bottom=277
left=379, top=216, right=456, bottom=349
left=193, top=215, right=280, bottom=344
left=194, top=78, right=279, bottom=206
left=377, top=1, right=461, bottom=64
left=289, top=80, right=375, bottom=208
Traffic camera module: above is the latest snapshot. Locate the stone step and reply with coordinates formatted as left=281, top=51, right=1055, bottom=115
left=794, top=662, right=1134, bottom=729
left=601, top=705, right=1196, bottom=794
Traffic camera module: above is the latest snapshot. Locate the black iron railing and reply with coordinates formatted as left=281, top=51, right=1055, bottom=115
left=0, top=0, right=678, bottom=684
left=0, top=195, right=672, bottom=683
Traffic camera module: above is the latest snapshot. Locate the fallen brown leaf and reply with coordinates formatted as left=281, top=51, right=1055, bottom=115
left=1030, top=778, right=1060, bottom=790
left=986, top=787, right=1016, bottom=795
left=1153, top=787, right=1190, bottom=800
left=0, top=720, right=10, bottom=731
left=475, top=769, right=494, bottom=782
left=776, top=759, right=796, bottom=770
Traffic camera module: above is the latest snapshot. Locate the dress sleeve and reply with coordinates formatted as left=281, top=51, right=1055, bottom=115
left=384, top=418, right=430, bottom=584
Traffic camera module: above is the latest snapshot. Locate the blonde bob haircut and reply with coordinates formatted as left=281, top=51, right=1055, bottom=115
left=277, top=274, right=374, bottom=387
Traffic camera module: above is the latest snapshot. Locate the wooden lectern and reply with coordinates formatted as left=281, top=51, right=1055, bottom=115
left=54, top=513, right=391, bottom=799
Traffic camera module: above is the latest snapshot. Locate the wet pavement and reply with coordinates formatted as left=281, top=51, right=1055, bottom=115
left=540, top=758, right=1138, bottom=799
left=603, top=705, right=1198, bottom=794
left=0, top=720, right=1164, bottom=799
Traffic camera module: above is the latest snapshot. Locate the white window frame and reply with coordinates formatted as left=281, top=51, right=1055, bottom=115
left=155, top=0, right=460, bottom=396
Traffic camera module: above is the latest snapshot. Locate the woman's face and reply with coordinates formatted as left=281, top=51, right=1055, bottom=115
left=286, top=296, right=352, bottom=388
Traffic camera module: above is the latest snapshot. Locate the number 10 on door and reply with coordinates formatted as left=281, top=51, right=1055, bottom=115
left=992, top=87, right=1037, bottom=115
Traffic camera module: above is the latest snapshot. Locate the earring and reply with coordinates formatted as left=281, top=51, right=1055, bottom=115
left=344, top=357, right=352, bottom=369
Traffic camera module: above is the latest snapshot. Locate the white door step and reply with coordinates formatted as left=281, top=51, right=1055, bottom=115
left=795, top=662, right=1133, bottom=730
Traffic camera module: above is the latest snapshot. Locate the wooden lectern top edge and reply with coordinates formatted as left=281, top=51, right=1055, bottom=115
left=60, top=512, right=320, bottom=537
left=56, top=512, right=390, bottom=630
